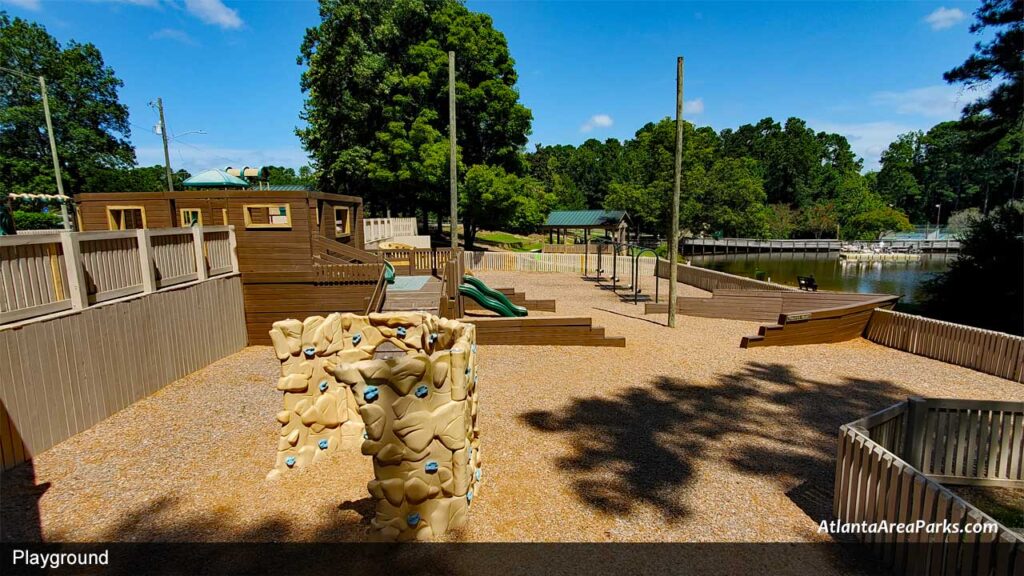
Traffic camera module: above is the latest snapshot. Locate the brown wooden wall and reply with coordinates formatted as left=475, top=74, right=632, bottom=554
left=243, top=282, right=377, bottom=345
left=0, top=275, right=246, bottom=470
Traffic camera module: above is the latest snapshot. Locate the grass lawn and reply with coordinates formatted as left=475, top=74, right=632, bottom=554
left=476, top=230, right=544, bottom=251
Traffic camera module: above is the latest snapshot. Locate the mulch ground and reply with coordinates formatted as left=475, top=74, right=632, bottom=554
left=3, top=271, right=1020, bottom=570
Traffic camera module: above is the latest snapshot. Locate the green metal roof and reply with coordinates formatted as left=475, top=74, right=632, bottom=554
left=543, top=210, right=627, bottom=228
left=183, top=169, right=249, bottom=188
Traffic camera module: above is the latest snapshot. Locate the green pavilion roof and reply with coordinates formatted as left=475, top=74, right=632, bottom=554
left=543, top=210, right=627, bottom=228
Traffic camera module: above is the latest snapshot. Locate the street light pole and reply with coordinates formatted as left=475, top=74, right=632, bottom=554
left=935, top=204, right=942, bottom=235
left=38, top=75, right=70, bottom=230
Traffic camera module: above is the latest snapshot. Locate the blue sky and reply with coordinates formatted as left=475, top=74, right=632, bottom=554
left=3, top=0, right=987, bottom=172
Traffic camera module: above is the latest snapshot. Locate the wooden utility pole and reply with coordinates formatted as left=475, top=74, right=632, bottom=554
left=668, top=57, right=684, bottom=328
left=38, top=75, right=70, bottom=230
left=448, top=51, right=458, bottom=251
left=155, top=98, right=175, bottom=192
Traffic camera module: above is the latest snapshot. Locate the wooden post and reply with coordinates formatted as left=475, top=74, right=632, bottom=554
left=192, top=227, right=208, bottom=281
left=59, top=231, right=89, bottom=310
left=136, top=229, right=156, bottom=293
left=902, top=396, right=926, bottom=469
left=668, top=56, right=684, bottom=328
left=448, top=51, right=458, bottom=251
left=228, top=226, right=240, bottom=274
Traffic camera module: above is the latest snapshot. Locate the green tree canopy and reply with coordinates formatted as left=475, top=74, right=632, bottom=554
left=298, top=0, right=532, bottom=221
left=0, top=12, right=133, bottom=199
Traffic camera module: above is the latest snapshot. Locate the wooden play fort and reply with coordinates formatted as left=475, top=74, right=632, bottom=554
left=73, top=189, right=626, bottom=348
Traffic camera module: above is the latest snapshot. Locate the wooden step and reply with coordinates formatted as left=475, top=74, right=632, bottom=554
left=462, top=316, right=625, bottom=347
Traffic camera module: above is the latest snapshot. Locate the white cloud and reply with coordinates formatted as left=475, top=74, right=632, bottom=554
left=815, top=121, right=915, bottom=171
left=184, top=0, right=243, bottom=29
left=150, top=28, right=198, bottom=46
left=925, top=7, right=966, bottom=30
left=5, top=0, right=42, bottom=10
left=872, top=84, right=985, bottom=118
left=580, top=114, right=614, bottom=133
left=685, top=97, right=704, bottom=115
left=137, top=145, right=311, bottom=174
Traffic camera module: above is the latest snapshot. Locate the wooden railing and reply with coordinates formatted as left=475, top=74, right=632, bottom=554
left=655, top=258, right=797, bottom=292
left=1, top=226, right=238, bottom=325
left=363, top=217, right=418, bottom=244
left=683, top=236, right=961, bottom=254
left=836, top=398, right=1023, bottom=575
left=437, top=254, right=465, bottom=319
left=365, top=264, right=388, bottom=314
left=865, top=309, right=1024, bottom=383
left=313, top=235, right=381, bottom=264
left=372, top=247, right=459, bottom=276
left=313, top=262, right=384, bottom=284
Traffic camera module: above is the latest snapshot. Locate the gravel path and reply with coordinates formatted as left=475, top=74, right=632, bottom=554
left=3, top=271, right=1020, bottom=560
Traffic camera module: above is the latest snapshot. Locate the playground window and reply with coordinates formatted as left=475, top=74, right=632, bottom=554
left=106, top=206, right=147, bottom=230
left=334, top=206, right=351, bottom=237
left=179, top=208, right=203, bottom=226
left=243, top=203, right=291, bottom=229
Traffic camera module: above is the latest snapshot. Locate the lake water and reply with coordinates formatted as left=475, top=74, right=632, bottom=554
left=689, top=252, right=956, bottom=307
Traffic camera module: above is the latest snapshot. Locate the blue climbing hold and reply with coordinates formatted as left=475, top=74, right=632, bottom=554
left=465, top=367, right=471, bottom=376
left=364, top=385, right=379, bottom=402
left=407, top=512, right=420, bottom=527
left=424, top=461, right=439, bottom=474
left=468, top=446, right=473, bottom=458
left=352, top=333, right=362, bottom=345
left=471, top=344, right=477, bottom=353
left=429, top=332, right=438, bottom=343
left=318, top=439, right=329, bottom=450
left=303, top=346, right=316, bottom=358
left=414, top=385, right=429, bottom=398
left=362, top=430, right=368, bottom=439
left=396, top=326, right=407, bottom=338
left=466, top=490, right=473, bottom=504
left=285, top=456, right=296, bottom=467
left=318, top=380, right=329, bottom=392
left=475, top=468, right=482, bottom=481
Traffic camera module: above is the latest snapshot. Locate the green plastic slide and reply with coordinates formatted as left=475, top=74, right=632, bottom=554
left=458, top=275, right=528, bottom=317
left=383, top=261, right=396, bottom=284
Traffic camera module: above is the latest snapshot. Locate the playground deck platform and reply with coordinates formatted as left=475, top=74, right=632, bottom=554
left=2, top=272, right=1020, bottom=562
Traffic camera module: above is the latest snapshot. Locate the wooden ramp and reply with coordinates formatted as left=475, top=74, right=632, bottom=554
left=382, top=275, right=441, bottom=315
left=463, top=316, right=625, bottom=347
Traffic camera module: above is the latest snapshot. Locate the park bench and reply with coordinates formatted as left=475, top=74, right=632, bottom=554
left=797, top=275, right=818, bottom=291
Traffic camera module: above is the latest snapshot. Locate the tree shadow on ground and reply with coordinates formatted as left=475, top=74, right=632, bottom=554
left=521, top=361, right=913, bottom=525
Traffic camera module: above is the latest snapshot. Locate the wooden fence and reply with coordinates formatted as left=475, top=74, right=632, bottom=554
left=865, top=309, right=1024, bottom=383
left=835, top=398, right=1023, bottom=575
left=0, top=274, right=247, bottom=470
left=464, top=251, right=657, bottom=277
left=1, top=226, right=238, bottom=326
left=373, top=247, right=459, bottom=276
left=655, top=258, right=797, bottom=293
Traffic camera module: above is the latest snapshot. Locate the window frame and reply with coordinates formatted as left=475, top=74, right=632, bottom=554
left=106, top=205, right=148, bottom=231
left=179, top=208, right=203, bottom=226
left=242, top=203, right=292, bottom=229
left=333, top=206, right=352, bottom=238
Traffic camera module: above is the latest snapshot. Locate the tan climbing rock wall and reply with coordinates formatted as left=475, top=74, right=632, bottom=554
left=267, top=312, right=481, bottom=541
